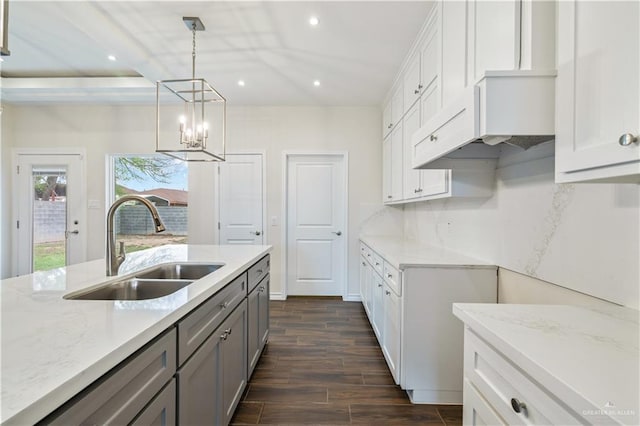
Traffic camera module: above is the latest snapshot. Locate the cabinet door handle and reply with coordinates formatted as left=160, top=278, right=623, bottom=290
left=220, top=332, right=228, bottom=341
left=417, top=188, right=423, bottom=193
left=385, top=290, right=391, bottom=295
left=510, top=398, right=527, bottom=415
left=418, top=84, right=423, bottom=89
left=220, top=301, right=229, bottom=309
left=375, top=262, right=380, bottom=266
left=387, top=195, right=393, bottom=199
left=387, top=273, right=393, bottom=279
left=378, top=284, right=383, bottom=288
left=225, top=328, right=232, bottom=336
left=414, top=188, right=420, bottom=193
left=362, top=261, right=366, bottom=266
left=619, top=133, right=638, bottom=146
left=430, top=134, right=438, bottom=142
left=250, top=231, right=262, bottom=236
left=388, top=123, right=393, bottom=129
left=367, top=254, right=371, bottom=257
left=256, top=268, right=263, bottom=275
left=332, top=231, right=342, bottom=236
left=414, top=89, right=420, bottom=94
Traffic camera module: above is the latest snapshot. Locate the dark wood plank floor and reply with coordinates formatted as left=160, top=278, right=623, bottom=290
left=231, top=297, right=463, bottom=425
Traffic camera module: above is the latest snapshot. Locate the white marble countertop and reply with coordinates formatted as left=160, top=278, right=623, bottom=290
left=453, top=303, right=640, bottom=425
left=359, top=235, right=495, bottom=269
left=0, top=244, right=271, bottom=425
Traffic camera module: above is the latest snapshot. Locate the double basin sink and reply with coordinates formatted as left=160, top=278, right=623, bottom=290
left=64, top=263, right=223, bottom=301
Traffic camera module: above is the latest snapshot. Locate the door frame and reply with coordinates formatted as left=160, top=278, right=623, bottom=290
left=215, top=151, right=267, bottom=245
left=281, top=151, right=349, bottom=300
left=12, top=147, right=87, bottom=276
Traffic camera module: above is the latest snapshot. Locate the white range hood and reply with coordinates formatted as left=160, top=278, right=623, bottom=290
left=411, top=71, right=556, bottom=169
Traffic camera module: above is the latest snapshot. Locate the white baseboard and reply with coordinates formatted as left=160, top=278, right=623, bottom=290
left=269, top=292, right=286, bottom=301
left=343, top=294, right=362, bottom=302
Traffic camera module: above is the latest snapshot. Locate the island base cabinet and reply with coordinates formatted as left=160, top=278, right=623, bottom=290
left=42, top=329, right=177, bottom=426
left=131, top=380, right=176, bottom=426
left=176, top=330, right=220, bottom=426
left=221, top=300, right=248, bottom=425
left=248, top=275, right=270, bottom=377
left=177, top=300, right=248, bottom=426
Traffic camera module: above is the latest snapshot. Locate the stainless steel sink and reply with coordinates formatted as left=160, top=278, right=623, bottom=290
left=64, top=263, right=223, bottom=301
left=134, top=263, right=223, bottom=280
left=64, top=278, right=193, bottom=301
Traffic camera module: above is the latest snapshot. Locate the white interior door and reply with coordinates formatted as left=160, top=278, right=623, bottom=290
left=218, top=154, right=264, bottom=244
left=15, top=153, right=86, bottom=275
left=286, top=154, right=346, bottom=296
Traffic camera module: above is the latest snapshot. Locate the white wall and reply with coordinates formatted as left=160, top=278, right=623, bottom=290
left=1, top=104, right=382, bottom=298
left=402, top=142, right=640, bottom=309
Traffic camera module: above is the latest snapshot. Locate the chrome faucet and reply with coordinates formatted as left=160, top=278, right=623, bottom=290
left=106, top=195, right=166, bottom=276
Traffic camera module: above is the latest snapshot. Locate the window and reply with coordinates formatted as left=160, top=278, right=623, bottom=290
left=110, top=154, right=188, bottom=251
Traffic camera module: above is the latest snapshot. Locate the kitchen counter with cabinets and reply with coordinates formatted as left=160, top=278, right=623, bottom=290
left=453, top=303, right=639, bottom=425
left=0, top=244, right=271, bottom=425
left=359, top=236, right=496, bottom=404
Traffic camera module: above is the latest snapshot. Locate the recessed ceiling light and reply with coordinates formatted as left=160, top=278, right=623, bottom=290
left=313, top=80, right=321, bottom=87
left=309, top=16, right=319, bottom=26
left=238, top=80, right=245, bottom=87
left=107, top=55, right=117, bottom=61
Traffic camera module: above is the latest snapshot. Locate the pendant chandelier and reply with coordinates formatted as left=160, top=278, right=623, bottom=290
left=156, top=17, right=226, bottom=162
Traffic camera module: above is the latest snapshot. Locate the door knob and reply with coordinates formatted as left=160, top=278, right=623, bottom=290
left=250, top=231, right=261, bottom=236
left=332, top=231, right=342, bottom=236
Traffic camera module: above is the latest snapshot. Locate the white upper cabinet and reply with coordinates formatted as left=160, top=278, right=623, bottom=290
left=390, top=122, right=404, bottom=202
left=390, top=84, right=404, bottom=130
left=403, top=51, right=421, bottom=112
left=382, top=101, right=392, bottom=138
left=555, top=0, right=640, bottom=183
left=440, top=0, right=469, bottom=107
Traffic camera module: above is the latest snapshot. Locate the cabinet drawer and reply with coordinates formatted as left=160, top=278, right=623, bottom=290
left=464, top=329, right=583, bottom=425
left=46, top=329, right=176, bottom=425
left=369, top=251, right=384, bottom=275
left=131, top=379, right=176, bottom=426
left=178, top=273, right=247, bottom=365
left=383, top=261, right=401, bottom=296
left=248, top=255, right=270, bottom=293
left=463, top=378, right=506, bottom=426
left=413, top=86, right=478, bottom=168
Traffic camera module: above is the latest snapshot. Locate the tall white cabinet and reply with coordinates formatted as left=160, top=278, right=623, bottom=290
left=555, top=0, right=640, bottom=183
left=359, top=237, right=497, bottom=404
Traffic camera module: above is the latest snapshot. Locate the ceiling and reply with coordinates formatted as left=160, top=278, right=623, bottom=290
left=0, top=1, right=433, bottom=106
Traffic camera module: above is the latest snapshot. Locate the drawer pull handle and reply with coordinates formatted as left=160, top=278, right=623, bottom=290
left=362, top=261, right=366, bottom=266
left=619, top=133, right=638, bottom=146
left=414, top=89, right=420, bottom=94
left=256, top=269, right=263, bottom=275
left=378, top=284, right=383, bottom=288
left=221, top=332, right=228, bottom=341
left=387, top=273, right=393, bottom=279
left=511, top=398, right=527, bottom=414
left=430, top=134, right=438, bottom=142
left=385, top=290, right=391, bottom=295
left=220, top=301, right=229, bottom=309
left=375, top=262, right=380, bottom=266
left=225, top=328, right=232, bottom=336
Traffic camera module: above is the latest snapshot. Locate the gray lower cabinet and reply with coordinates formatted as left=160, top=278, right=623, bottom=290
left=177, top=299, right=248, bottom=426
left=41, top=329, right=176, bottom=425
left=248, top=274, right=270, bottom=376
left=131, top=380, right=176, bottom=426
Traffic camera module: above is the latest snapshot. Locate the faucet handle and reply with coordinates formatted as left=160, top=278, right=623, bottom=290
left=118, top=241, right=126, bottom=257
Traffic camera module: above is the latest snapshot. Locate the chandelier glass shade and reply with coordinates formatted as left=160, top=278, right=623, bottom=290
left=156, top=17, right=226, bottom=162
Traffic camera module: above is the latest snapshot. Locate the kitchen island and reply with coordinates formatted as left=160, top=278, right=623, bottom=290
left=0, top=244, right=271, bottom=425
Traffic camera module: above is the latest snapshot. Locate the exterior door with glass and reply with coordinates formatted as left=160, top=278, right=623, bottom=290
left=14, top=153, right=86, bottom=275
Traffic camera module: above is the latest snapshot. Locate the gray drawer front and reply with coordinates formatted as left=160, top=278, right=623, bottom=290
left=131, top=379, right=176, bottom=426
left=178, top=272, right=247, bottom=365
left=248, top=255, right=270, bottom=293
left=46, top=329, right=177, bottom=425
